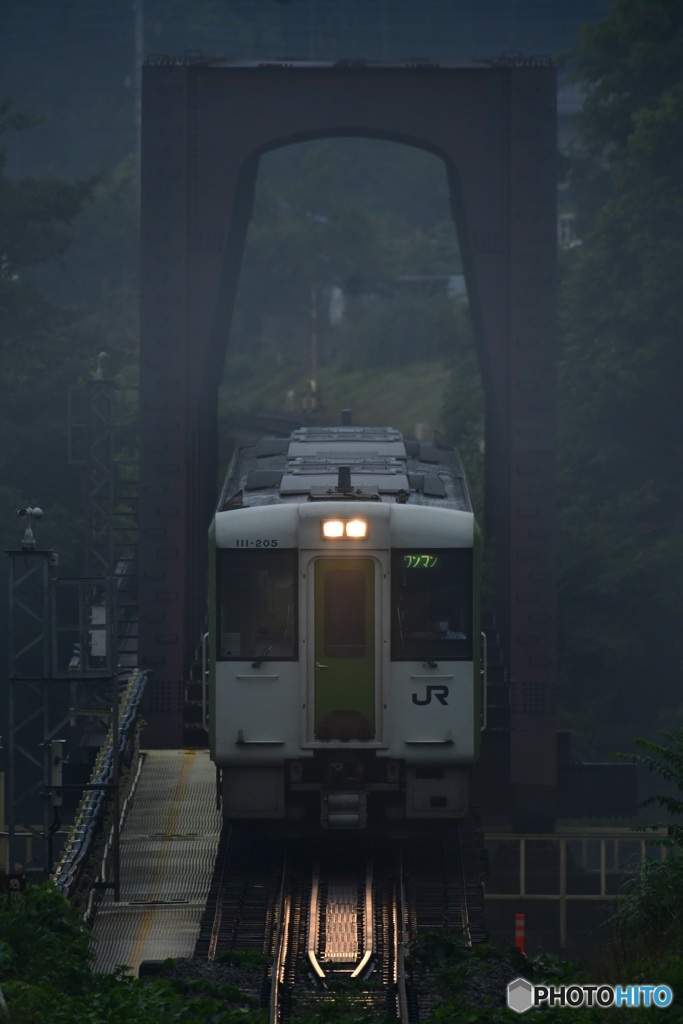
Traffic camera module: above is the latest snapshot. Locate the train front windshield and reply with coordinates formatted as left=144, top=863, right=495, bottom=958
left=217, top=549, right=298, bottom=661
left=391, top=549, right=473, bottom=661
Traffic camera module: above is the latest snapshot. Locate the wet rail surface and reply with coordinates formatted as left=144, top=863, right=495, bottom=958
left=194, top=823, right=486, bottom=1022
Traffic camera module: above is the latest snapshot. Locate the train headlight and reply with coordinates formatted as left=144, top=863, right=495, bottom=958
left=322, top=520, right=345, bottom=538
left=345, top=518, right=367, bottom=538
left=321, top=518, right=368, bottom=539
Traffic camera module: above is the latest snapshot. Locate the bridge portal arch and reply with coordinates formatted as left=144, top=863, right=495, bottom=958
left=139, top=60, right=557, bottom=824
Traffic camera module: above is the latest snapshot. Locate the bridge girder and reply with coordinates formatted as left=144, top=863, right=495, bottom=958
left=139, top=61, right=557, bottom=822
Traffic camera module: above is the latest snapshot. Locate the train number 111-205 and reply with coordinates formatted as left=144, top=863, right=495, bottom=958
left=234, top=539, right=279, bottom=547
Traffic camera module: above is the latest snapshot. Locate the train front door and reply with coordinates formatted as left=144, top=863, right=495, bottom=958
left=313, top=558, right=376, bottom=741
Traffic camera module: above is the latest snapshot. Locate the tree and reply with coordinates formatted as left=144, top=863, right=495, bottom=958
left=557, top=0, right=683, bottom=754
left=229, top=138, right=462, bottom=371
left=607, top=730, right=683, bottom=975
left=0, top=100, right=97, bottom=564
left=0, top=883, right=269, bottom=1023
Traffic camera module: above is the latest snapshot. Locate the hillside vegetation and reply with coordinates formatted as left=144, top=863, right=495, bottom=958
left=220, top=357, right=456, bottom=441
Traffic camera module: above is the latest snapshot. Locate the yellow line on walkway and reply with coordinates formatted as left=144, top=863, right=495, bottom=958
left=125, top=750, right=197, bottom=971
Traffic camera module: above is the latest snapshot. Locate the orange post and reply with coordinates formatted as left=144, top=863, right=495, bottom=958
left=515, top=913, right=526, bottom=955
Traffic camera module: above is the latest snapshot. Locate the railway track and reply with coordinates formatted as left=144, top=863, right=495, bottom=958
left=194, top=823, right=486, bottom=1022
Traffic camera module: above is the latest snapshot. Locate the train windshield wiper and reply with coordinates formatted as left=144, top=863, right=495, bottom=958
left=252, top=621, right=288, bottom=668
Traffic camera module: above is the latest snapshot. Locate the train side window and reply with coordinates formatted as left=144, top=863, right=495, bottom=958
left=217, top=549, right=297, bottom=661
left=391, top=549, right=473, bottom=661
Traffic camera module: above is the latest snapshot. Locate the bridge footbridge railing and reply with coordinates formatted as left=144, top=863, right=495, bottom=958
left=52, top=670, right=150, bottom=917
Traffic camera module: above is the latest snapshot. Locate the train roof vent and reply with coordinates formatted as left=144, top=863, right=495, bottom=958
left=287, top=439, right=406, bottom=459
left=253, top=438, right=289, bottom=458
left=422, top=475, right=447, bottom=498
left=408, top=472, right=447, bottom=497
left=281, top=455, right=409, bottom=496
left=417, top=442, right=442, bottom=464
left=290, top=425, right=403, bottom=444
left=245, top=469, right=283, bottom=490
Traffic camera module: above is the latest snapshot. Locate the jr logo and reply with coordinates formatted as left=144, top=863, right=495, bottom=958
left=411, top=685, right=449, bottom=706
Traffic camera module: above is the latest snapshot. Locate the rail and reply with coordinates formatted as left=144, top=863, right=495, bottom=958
left=454, top=826, right=474, bottom=946
left=395, top=849, right=410, bottom=1023
left=196, top=825, right=484, bottom=1022
left=269, top=853, right=292, bottom=1024
left=307, top=861, right=326, bottom=979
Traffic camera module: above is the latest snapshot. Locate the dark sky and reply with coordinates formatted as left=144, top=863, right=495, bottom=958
left=0, top=0, right=608, bottom=178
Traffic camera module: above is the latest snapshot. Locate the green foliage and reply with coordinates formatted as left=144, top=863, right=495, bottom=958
left=219, top=358, right=458, bottom=455
left=0, top=882, right=94, bottom=992
left=607, top=855, right=683, bottom=974
left=2, top=973, right=268, bottom=1024
left=605, top=730, right=683, bottom=977
left=341, top=293, right=461, bottom=370
left=625, top=729, right=683, bottom=845
left=408, top=929, right=473, bottom=969
left=0, top=98, right=43, bottom=136
left=556, top=0, right=683, bottom=754
left=575, top=0, right=683, bottom=161
left=0, top=101, right=101, bottom=572
left=0, top=884, right=268, bottom=1023
left=406, top=935, right=603, bottom=1023
left=291, top=993, right=392, bottom=1023
left=230, top=138, right=464, bottom=375
left=0, top=102, right=95, bottom=278
left=439, top=333, right=484, bottom=519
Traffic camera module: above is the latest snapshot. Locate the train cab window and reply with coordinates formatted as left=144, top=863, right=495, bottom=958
left=217, top=549, right=297, bottom=661
left=323, top=569, right=367, bottom=659
left=391, top=549, right=473, bottom=661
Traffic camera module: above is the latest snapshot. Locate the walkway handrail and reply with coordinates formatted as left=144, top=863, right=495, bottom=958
left=52, top=669, right=149, bottom=906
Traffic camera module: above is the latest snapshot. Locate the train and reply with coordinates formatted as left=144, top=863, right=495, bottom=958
left=207, top=424, right=484, bottom=830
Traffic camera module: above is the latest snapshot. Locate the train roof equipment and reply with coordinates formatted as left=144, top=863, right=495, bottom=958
left=217, top=426, right=472, bottom=513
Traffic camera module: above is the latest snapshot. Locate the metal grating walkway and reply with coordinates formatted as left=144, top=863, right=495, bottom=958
left=92, top=748, right=221, bottom=974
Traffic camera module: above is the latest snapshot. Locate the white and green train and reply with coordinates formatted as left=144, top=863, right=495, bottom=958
left=208, top=426, right=485, bottom=830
